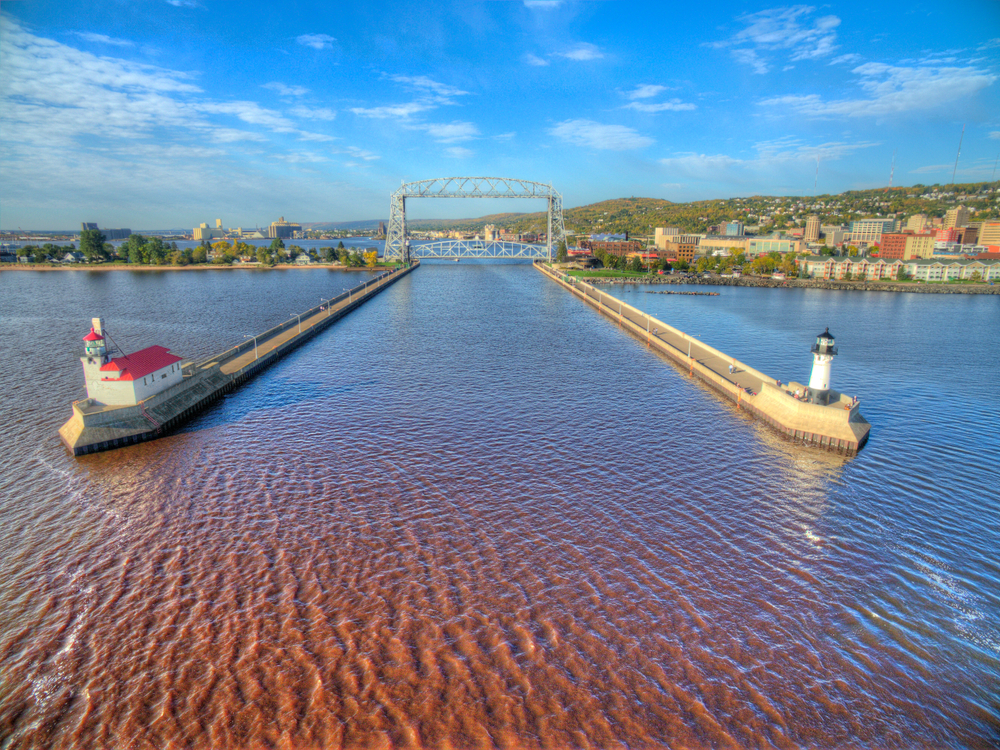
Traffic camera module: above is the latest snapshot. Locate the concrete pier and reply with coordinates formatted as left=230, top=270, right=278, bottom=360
left=537, top=262, right=870, bottom=454
left=60, top=263, right=418, bottom=455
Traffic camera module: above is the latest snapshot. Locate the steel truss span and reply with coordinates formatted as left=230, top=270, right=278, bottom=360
left=384, top=177, right=567, bottom=263
left=409, top=240, right=549, bottom=260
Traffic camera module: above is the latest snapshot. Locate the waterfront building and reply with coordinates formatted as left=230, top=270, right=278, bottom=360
left=879, top=232, right=935, bottom=260
left=659, top=238, right=700, bottom=262
left=724, top=221, right=745, bottom=237
left=80, top=318, right=183, bottom=407
left=978, top=221, right=1000, bottom=247
left=193, top=222, right=224, bottom=241
left=747, top=238, right=804, bottom=256
left=699, top=236, right=749, bottom=254
left=944, top=205, right=971, bottom=229
left=850, top=218, right=896, bottom=246
left=804, top=215, right=820, bottom=242
left=268, top=217, right=302, bottom=239
left=653, top=227, right=680, bottom=250
left=81, top=222, right=131, bottom=240
left=796, top=255, right=1000, bottom=281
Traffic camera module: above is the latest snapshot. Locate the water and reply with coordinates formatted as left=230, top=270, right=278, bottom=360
left=0, top=264, right=998, bottom=748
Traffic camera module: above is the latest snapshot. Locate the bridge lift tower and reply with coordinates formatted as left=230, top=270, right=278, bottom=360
left=383, top=177, right=567, bottom=263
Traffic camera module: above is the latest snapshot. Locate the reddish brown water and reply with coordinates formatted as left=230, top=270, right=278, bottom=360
left=1, top=264, right=998, bottom=748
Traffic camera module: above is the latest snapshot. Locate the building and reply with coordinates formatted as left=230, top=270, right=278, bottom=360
left=905, top=214, right=928, bottom=232
left=80, top=318, right=184, bottom=407
left=659, top=238, right=700, bottom=262
left=699, top=236, right=749, bottom=254
left=377, top=221, right=387, bottom=237
left=978, top=221, right=1000, bottom=247
left=878, top=232, right=935, bottom=260
left=268, top=217, right=302, bottom=239
left=850, top=218, right=896, bottom=246
left=193, top=222, right=223, bottom=241
left=653, top=227, right=680, bottom=250
left=580, top=238, right=643, bottom=256
left=724, top=221, right=745, bottom=237
left=822, top=227, right=848, bottom=248
left=81, top=222, right=131, bottom=240
left=943, top=205, right=971, bottom=229
left=483, top=224, right=498, bottom=241
left=796, top=255, right=1000, bottom=282
left=747, top=238, right=804, bottom=256
left=804, top=215, right=820, bottom=242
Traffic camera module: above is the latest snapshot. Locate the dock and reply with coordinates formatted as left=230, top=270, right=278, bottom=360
left=60, top=263, right=418, bottom=455
left=537, top=263, right=870, bottom=454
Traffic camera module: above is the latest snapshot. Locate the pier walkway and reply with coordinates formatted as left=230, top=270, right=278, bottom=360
left=537, top=262, right=869, bottom=453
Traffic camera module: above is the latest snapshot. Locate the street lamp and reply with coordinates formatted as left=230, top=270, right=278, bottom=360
left=244, top=334, right=258, bottom=360
left=320, top=296, right=331, bottom=317
left=290, top=312, right=301, bottom=334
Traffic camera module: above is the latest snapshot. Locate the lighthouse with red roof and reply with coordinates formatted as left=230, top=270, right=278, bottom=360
left=80, top=318, right=184, bottom=406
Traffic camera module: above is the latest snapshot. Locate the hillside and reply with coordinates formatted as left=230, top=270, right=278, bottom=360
left=306, top=181, right=999, bottom=237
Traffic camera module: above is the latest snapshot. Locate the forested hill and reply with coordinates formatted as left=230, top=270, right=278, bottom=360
left=306, top=181, right=999, bottom=237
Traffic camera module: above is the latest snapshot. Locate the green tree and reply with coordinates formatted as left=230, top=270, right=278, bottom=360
left=256, top=248, right=272, bottom=266
left=629, top=254, right=643, bottom=272
left=337, top=248, right=350, bottom=265
left=970, top=270, right=982, bottom=282
left=556, top=239, right=568, bottom=263
left=270, top=237, right=285, bottom=252
left=125, top=234, right=148, bottom=264
left=192, top=246, right=208, bottom=264
left=322, top=246, right=336, bottom=262
left=79, top=229, right=107, bottom=261
left=843, top=269, right=853, bottom=281
left=337, top=240, right=345, bottom=250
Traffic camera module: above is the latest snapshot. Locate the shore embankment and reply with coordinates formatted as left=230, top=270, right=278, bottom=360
left=539, top=262, right=870, bottom=454
left=570, top=271, right=999, bottom=294
left=59, top=263, right=418, bottom=455
left=1, top=263, right=396, bottom=272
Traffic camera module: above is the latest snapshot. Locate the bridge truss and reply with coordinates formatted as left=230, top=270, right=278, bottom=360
left=407, top=240, right=549, bottom=260
left=384, top=177, right=567, bottom=263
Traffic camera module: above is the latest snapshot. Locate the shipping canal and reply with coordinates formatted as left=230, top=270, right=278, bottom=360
left=0, top=263, right=998, bottom=748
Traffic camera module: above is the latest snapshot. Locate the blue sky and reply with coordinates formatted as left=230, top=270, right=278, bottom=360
left=2, top=0, right=998, bottom=229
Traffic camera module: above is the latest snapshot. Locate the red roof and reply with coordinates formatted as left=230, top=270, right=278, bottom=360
left=100, top=345, right=182, bottom=381
left=83, top=328, right=104, bottom=341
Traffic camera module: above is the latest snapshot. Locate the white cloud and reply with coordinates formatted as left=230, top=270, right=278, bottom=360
left=732, top=48, right=769, bottom=75
left=716, top=6, right=841, bottom=72
left=524, top=53, right=549, bottom=67
left=990, top=131, right=1000, bottom=140
left=555, top=43, right=603, bottom=61
left=524, top=1, right=563, bottom=8
left=291, top=105, right=336, bottom=120
left=909, top=164, right=951, bottom=174
left=659, top=139, right=878, bottom=181
left=166, top=0, right=201, bottom=6
left=830, top=53, right=862, bottom=66
left=624, top=99, right=696, bottom=113
left=73, top=32, right=134, bottom=47
left=296, top=34, right=336, bottom=50
left=199, top=101, right=296, bottom=132
left=761, top=63, right=997, bottom=118
left=493, top=132, right=516, bottom=141
left=263, top=82, right=309, bottom=96
left=389, top=75, right=467, bottom=99
left=350, top=101, right=436, bottom=119
left=628, top=84, right=667, bottom=100
left=445, top=146, right=474, bottom=158
left=343, top=146, right=379, bottom=161
left=419, top=121, right=479, bottom=143
left=549, top=119, right=653, bottom=150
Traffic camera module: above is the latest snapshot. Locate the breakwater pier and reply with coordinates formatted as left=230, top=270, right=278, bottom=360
left=537, top=262, right=870, bottom=453
left=59, top=263, right=417, bottom=455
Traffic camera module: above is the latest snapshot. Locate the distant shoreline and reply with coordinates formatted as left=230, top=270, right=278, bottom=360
left=0, top=263, right=393, bottom=272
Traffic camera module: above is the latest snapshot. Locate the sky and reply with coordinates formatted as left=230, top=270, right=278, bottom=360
left=1, top=0, right=998, bottom=229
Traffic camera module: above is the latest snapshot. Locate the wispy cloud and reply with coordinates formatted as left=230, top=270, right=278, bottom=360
left=555, top=43, right=603, bottom=61
left=388, top=75, right=468, bottom=99
left=291, top=105, right=336, bottom=120
left=343, top=146, right=379, bottom=161
left=524, top=1, right=563, bottom=8
left=623, top=100, right=696, bottom=113
left=524, top=53, right=550, bottom=67
left=549, top=119, right=653, bottom=150
left=351, top=74, right=468, bottom=120
left=73, top=32, right=134, bottom=47
left=715, top=6, right=841, bottom=73
left=349, top=102, right=436, bottom=119
left=296, top=33, right=336, bottom=50
left=418, top=121, right=479, bottom=143
left=166, top=0, right=201, bottom=6
left=263, top=82, right=309, bottom=96
left=760, top=63, right=997, bottom=118
left=445, top=146, right=474, bottom=158
left=830, top=53, right=862, bottom=66
left=909, top=163, right=951, bottom=174
left=627, top=84, right=668, bottom=100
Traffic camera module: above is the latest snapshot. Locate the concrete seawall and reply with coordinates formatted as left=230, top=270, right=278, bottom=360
left=60, top=263, right=418, bottom=455
left=537, top=262, right=870, bottom=454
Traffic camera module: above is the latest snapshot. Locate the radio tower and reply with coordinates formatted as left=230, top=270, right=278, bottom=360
left=951, top=124, right=965, bottom=185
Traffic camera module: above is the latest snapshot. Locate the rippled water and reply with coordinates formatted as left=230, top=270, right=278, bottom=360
left=1, top=264, right=998, bottom=748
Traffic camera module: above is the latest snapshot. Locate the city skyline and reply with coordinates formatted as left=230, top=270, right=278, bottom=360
left=1, top=0, right=998, bottom=229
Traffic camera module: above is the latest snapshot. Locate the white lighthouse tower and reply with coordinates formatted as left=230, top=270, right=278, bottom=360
left=808, top=327, right=837, bottom=404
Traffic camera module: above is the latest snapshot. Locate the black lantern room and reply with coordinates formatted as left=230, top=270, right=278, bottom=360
left=810, top=327, right=838, bottom=356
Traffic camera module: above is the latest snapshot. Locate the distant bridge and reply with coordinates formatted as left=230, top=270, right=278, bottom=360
left=384, top=177, right=567, bottom=263
left=407, top=239, right=549, bottom=260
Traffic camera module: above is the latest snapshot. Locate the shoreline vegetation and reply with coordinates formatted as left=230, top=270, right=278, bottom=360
left=1, top=263, right=396, bottom=272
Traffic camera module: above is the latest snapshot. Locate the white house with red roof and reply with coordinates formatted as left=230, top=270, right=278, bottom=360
left=80, top=318, right=184, bottom=406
